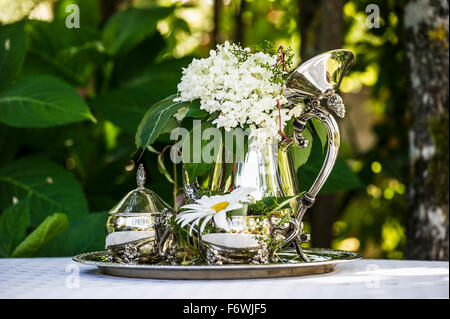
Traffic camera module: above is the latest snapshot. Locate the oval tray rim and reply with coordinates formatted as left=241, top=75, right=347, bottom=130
left=73, top=248, right=361, bottom=271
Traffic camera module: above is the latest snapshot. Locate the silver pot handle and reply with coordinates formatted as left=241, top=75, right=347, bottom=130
left=293, top=100, right=341, bottom=228
left=280, top=218, right=300, bottom=248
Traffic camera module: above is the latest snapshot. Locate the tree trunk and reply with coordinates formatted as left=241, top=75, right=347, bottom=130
left=404, top=0, right=449, bottom=260
left=298, top=0, right=321, bottom=60
left=298, top=0, right=344, bottom=60
left=234, top=0, right=246, bottom=45
left=100, top=0, right=121, bottom=26
left=212, top=0, right=222, bottom=47
left=318, top=0, right=344, bottom=52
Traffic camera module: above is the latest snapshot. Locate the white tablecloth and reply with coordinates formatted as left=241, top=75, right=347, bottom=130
left=0, top=257, right=448, bottom=299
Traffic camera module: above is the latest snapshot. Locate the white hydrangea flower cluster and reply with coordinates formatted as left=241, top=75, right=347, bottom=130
left=174, top=42, right=303, bottom=146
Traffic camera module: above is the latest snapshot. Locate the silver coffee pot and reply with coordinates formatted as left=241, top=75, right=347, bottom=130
left=184, top=49, right=354, bottom=261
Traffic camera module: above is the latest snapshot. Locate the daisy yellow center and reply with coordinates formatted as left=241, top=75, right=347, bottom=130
left=210, top=201, right=229, bottom=213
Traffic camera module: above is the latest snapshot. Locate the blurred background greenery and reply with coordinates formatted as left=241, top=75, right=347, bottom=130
left=0, top=0, right=423, bottom=259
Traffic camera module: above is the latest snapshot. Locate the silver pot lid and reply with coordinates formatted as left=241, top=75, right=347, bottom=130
left=108, top=164, right=173, bottom=215
left=282, top=49, right=354, bottom=99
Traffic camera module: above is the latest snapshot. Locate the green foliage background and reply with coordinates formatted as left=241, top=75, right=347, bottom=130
left=0, top=0, right=407, bottom=259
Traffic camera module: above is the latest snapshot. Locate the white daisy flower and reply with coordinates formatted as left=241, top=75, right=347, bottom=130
left=176, top=187, right=256, bottom=235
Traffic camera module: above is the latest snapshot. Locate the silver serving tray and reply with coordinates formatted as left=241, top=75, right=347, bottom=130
left=73, top=248, right=361, bottom=280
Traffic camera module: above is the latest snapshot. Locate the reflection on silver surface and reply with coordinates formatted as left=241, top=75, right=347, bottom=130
left=200, top=233, right=269, bottom=265
left=73, top=248, right=361, bottom=279
left=197, top=215, right=300, bottom=265
left=184, top=141, right=300, bottom=211
left=183, top=49, right=354, bottom=263
left=283, top=49, right=354, bottom=99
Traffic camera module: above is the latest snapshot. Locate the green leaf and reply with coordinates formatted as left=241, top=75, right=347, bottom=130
left=228, top=205, right=248, bottom=216
left=267, top=192, right=304, bottom=215
left=11, top=213, right=69, bottom=257
left=147, top=145, right=160, bottom=154
left=135, top=94, right=190, bottom=149
left=122, top=57, right=191, bottom=90
left=297, top=140, right=362, bottom=194
left=112, top=32, right=166, bottom=85
left=182, top=122, right=217, bottom=181
left=319, top=156, right=363, bottom=193
left=291, top=126, right=313, bottom=170
left=24, top=20, right=102, bottom=86
left=91, top=85, right=169, bottom=135
left=185, top=100, right=208, bottom=118
left=262, top=196, right=289, bottom=207
left=160, top=117, right=179, bottom=135
left=310, top=118, right=327, bottom=152
left=0, top=75, right=96, bottom=128
left=261, top=193, right=302, bottom=208
left=0, top=198, right=31, bottom=257
left=0, top=156, right=89, bottom=225
left=0, top=21, right=26, bottom=90
left=35, top=212, right=107, bottom=257
left=0, top=123, right=22, bottom=167
left=102, top=7, right=173, bottom=56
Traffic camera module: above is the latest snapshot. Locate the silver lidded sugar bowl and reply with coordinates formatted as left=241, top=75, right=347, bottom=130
left=105, top=164, right=175, bottom=264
